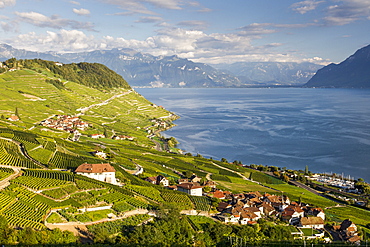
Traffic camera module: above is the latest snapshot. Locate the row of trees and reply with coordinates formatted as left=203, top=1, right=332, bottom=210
left=0, top=216, right=77, bottom=245
left=89, top=207, right=297, bottom=246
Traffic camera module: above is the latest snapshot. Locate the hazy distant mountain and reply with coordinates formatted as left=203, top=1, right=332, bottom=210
left=213, top=62, right=322, bottom=86
left=304, top=44, right=370, bottom=88
left=0, top=44, right=323, bottom=88
left=0, top=44, right=241, bottom=88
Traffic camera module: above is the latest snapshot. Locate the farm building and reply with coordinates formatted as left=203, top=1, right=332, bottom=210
left=75, top=163, right=117, bottom=184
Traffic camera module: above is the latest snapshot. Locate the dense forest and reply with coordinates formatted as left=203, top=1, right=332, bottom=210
left=2, top=58, right=131, bottom=90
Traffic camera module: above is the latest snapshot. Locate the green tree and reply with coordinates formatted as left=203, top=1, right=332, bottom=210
left=15, top=107, right=19, bottom=117
left=221, top=157, right=228, bottom=163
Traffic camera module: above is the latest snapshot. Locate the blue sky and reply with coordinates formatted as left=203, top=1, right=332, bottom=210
left=0, top=0, right=369, bottom=65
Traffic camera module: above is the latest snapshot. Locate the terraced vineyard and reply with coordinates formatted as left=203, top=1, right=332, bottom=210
left=0, top=139, right=39, bottom=168
left=190, top=195, right=212, bottom=211
left=0, top=184, right=49, bottom=230
left=160, top=190, right=193, bottom=209
left=0, top=167, right=14, bottom=180
left=0, top=60, right=368, bottom=237
left=12, top=176, right=72, bottom=190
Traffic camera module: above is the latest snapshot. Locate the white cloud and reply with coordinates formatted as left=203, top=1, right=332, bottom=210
left=99, top=0, right=182, bottom=16
left=291, top=0, right=324, bottom=14
left=8, top=29, right=97, bottom=52
left=73, top=8, right=90, bottom=16
left=198, top=7, right=212, bottom=13
left=0, top=0, right=16, bottom=9
left=70, top=1, right=80, bottom=5
left=177, top=20, right=208, bottom=30
left=14, top=11, right=95, bottom=31
left=100, top=0, right=206, bottom=15
left=302, top=56, right=330, bottom=65
left=135, top=16, right=163, bottom=23
left=324, top=0, right=370, bottom=25
left=237, top=22, right=316, bottom=38
left=6, top=25, right=324, bottom=64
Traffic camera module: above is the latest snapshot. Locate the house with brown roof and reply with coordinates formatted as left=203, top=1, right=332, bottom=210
left=240, top=211, right=259, bottom=224
left=177, top=182, right=202, bottom=196
left=258, top=202, right=276, bottom=216
left=211, top=190, right=226, bottom=199
left=8, top=115, right=19, bottom=121
left=145, top=175, right=169, bottom=186
left=281, top=205, right=305, bottom=225
left=178, top=178, right=189, bottom=184
left=217, top=212, right=240, bottom=223
left=91, top=134, right=105, bottom=139
left=306, top=207, right=325, bottom=220
left=75, top=163, right=117, bottom=185
left=300, top=217, right=324, bottom=229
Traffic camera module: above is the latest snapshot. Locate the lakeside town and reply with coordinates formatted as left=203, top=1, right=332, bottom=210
left=35, top=113, right=368, bottom=245
left=73, top=159, right=367, bottom=244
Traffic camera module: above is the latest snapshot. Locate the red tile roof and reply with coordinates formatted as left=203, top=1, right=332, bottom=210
left=75, top=163, right=115, bottom=173
left=177, top=182, right=202, bottom=190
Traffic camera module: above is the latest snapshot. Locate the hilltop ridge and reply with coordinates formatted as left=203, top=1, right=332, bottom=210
left=304, top=44, right=370, bottom=88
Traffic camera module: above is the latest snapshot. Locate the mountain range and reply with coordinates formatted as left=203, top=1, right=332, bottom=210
left=214, top=62, right=322, bottom=86
left=0, top=44, right=322, bottom=88
left=304, top=44, right=370, bottom=88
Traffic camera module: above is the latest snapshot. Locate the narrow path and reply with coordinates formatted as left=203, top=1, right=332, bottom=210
left=151, top=139, right=162, bottom=152
left=0, top=137, right=45, bottom=168
left=76, top=90, right=132, bottom=114
left=0, top=165, right=21, bottom=189
left=211, top=162, right=250, bottom=181
left=288, top=180, right=348, bottom=205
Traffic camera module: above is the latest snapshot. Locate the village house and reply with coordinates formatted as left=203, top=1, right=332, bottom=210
left=331, top=219, right=361, bottom=244
left=189, top=174, right=202, bottom=183
left=281, top=205, right=305, bottom=225
left=299, top=217, right=325, bottom=229
left=7, top=115, right=19, bottom=121
left=113, top=135, right=135, bottom=141
left=211, top=190, right=226, bottom=200
left=306, top=207, right=325, bottom=220
left=94, top=151, right=107, bottom=159
left=177, top=182, right=203, bottom=196
left=178, top=178, right=189, bottom=184
left=91, top=134, right=105, bottom=139
left=145, top=175, right=169, bottom=187
left=75, top=163, right=117, bottom=185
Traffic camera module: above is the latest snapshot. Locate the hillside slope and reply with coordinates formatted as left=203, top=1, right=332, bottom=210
left=304, top=44, right=370, bottom=88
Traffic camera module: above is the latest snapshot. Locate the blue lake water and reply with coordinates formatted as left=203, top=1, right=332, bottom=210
left=136, top=88, right=370, bottom=182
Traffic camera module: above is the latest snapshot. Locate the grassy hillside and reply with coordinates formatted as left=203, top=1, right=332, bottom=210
left=0, top=59, right=368, bottom=240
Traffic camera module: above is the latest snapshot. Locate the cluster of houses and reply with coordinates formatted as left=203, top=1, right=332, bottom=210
left=113, top=135, right=135, bottom=141
left=90, top=133, right=135, bottom=141
left=74, top=164, right=361, bottom=243
left=213, top=190, right=327, bottom=229
left=144, top=174, right=216, bottom=197
left=331, top=219, right=361, bottom=244
left=41, top=115, right=89, bottom=133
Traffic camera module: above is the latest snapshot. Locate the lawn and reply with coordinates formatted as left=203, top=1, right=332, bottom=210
left=215, top=180, right=277, bottom=193
left=268, top=184, right=336, bottom=208
left=300, top=228, right=320, bottom=236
